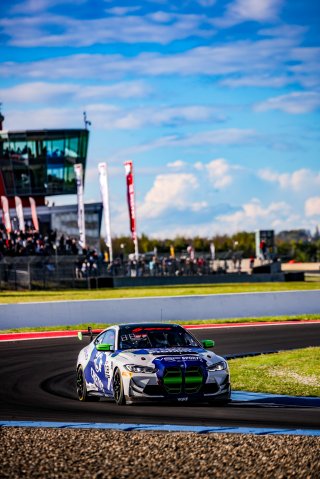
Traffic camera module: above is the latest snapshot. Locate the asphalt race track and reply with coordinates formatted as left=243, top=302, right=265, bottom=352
left=1, top=323, right=320, bottom=430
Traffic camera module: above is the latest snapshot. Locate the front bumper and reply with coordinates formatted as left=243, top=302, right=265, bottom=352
left=126, top=372, right=231, bottom=403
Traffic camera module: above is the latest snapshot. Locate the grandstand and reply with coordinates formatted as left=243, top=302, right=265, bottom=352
left=0, top=111, right=102, bottom=246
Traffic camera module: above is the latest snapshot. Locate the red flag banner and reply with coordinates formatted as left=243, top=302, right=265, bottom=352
left=124, top=160, right=139, bottom=258
left=1, top=196, right=12, bottom=234
left=29, top=197, right=39, bottom=232
left=15, top=196, right=25, bottom=232
left=124, top=161, right=137, bottom=241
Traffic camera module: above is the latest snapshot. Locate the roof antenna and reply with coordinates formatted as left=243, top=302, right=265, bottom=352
left=0, top=103, right=4, bottom=131
left=83, top=111, right=91, bottom=130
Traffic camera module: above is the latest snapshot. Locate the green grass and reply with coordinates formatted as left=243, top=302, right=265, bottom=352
left=0, top=314, right=318, bottom=333
left=0, top=281, right=319, bottom=304
left=229, top=347, right=320, bottom=397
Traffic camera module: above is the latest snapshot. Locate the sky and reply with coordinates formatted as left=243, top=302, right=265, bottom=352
left=1, top=0, right=320, bottom=239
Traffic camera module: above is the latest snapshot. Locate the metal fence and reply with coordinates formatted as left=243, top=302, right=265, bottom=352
left=0, top=254, right=239, bottom=290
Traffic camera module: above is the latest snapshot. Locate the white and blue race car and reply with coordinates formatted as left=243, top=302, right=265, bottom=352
left=76, top=323, right=231, bottom=405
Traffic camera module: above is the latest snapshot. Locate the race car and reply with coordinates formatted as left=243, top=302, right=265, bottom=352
left=76, top=323, right=231, bottom=405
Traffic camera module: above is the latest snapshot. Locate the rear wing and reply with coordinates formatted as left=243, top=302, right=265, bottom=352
left=77, top=326, right=101, bottom=342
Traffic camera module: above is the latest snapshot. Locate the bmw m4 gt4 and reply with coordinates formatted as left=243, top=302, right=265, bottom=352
left=76, top=323, right=231, bottom=405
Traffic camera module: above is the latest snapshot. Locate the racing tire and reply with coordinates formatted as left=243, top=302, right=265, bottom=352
left=76, top=366, right=99, bottom=402
left=113, top=369, right=126, bottom=405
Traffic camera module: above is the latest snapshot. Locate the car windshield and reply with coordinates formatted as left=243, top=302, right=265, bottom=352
left=118, top=326, right=200, bottom=350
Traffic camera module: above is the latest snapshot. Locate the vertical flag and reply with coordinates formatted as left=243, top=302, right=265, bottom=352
left=74, top=163, right=86, bottom=249
left=124, top=160, right=139, bottom=259
left=1, top=196, right=12, bottom=234
left=210, top=242, right=215, bottom=261
left=15, top=196, right=25, bottom=232
left=29, top=197, right=39, bottom=232
left=98, top=162, right=113, bottom=262
left=187, top=245, right=195, bottom=260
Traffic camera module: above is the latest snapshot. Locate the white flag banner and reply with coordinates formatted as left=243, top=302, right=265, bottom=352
left=1, top=196, right=12, bottom=234
left=98, top=162, right=113, bottom=262
left=74, top=163, right=86, bottom=249
left=210, top=242, right=215, bottom=261
left=15, top=196, right=25, bottom=232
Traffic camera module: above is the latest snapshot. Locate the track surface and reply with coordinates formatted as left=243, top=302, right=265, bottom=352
left=1, top=323, right=320, bottom=430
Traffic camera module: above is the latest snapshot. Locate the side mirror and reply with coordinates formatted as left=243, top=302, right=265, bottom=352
left=201, top=339, right=215, bottom=349
left=96, top=343, right=113, bottom=352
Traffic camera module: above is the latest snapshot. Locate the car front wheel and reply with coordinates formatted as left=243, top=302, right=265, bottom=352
left=113, top=369, right=126, bottom=405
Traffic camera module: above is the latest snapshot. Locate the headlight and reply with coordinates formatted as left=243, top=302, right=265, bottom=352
left=207, top=361, right=228, bottom=371
left=124, top=364, right=157, bottom=374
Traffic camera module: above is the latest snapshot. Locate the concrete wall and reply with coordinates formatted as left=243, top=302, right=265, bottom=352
left=0, top=290, right=319, bottom=329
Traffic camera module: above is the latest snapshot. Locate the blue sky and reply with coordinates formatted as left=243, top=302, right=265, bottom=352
left=1, top=0, right=320, bottom=238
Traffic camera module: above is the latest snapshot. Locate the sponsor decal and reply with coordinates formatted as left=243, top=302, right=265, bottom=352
left=94, top=352, right=104, bottom=373
left=90, top=368, right=104, bottom=391
left=160, top=356, right=203, bottom=362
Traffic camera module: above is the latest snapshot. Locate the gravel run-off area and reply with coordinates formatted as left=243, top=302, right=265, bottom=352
left=0, top=428, right=320, bottom=479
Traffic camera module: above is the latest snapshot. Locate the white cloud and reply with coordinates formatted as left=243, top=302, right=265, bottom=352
left=194, top=158, right=244, bottom=189
left=0, top=11, right=213, bottom=47
left=167, top=160, right=186, bottom=170
left=216, top=198, right=295, bottom=233
left=0, top=81, right=150, bottom=103
left=3, top=103, right=222, bottom=131
left=10, top=0, right=85, bottom=14
left=215, top=0, right=284, bottom=27
left=1, top=36, right=318, bottom=92
left=197, top=0, right=216, bottom=6
left=139, top=173, right=199, bottom=218
left=5, top=107, right=82, bottom=130
left=255, top=91, right=320, bottom=114
left=197, top=158, right=233, bottom=189
left=137, top=197, right=314, bottom=238
left=305, top=197, right=320, bottom=217
left=258, top=168, right=320, bottom=191
left=88, top=104, right=220, bottom=130
left=105, top=6, right=141, bottom=16
left=191, top=201, right=208, bottom=211
left=172, top=129, right=257, bottom=147
left=221, top=74, right=294, bottom=88
left=107, top=129, right=257, bottom=162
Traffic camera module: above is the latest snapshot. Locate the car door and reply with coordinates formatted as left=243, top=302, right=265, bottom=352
left=92, top=329, right=116, bottom=395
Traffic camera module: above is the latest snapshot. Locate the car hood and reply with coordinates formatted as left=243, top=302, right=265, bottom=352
left=112, top=347, right=221, bottom=368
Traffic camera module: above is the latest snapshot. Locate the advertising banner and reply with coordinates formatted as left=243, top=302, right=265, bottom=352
left=98, top=162, right=113, bottom=262
left=74, top=163, right=86, bottom=249
left=124, top=160, right=139, bottom=258
left=14, top=196, right=25, bottom=232
left=29, top=197, right=39, bottom=232
left=1, top=196, right=12, bottom=234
